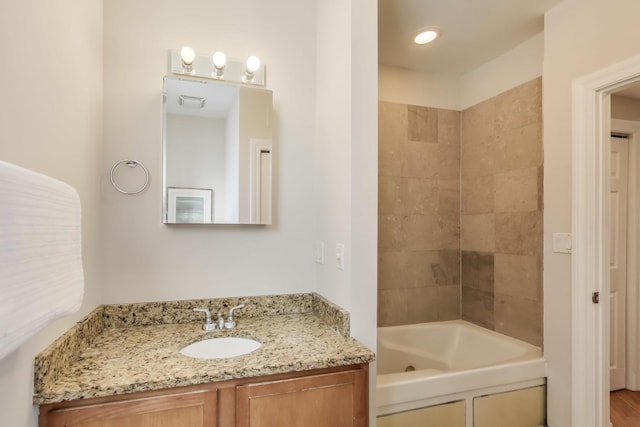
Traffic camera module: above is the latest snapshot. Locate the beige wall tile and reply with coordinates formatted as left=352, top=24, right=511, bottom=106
left=437, top=143, right=460, bottom=179
left=494, top=77, right=542, bottom=133
left=494, top=293, right=542, bottom=346
left=461, top=213, right=495, bottom=252
left=378, top=250, right=459, bottom=290
left=378, top=287, right=459, bottom=326
left=405, top=213, right=440, bottom=251
left=433, top=250, right=461, bottom=286
left=495, top=211, right=541, bottom=256
left=461, top=136, right=498, bottom=178
left=462, top=176, right=494, bottom=214
left=494, top=167, right=539, bottom=213
left=378, top=214, right=405, bottom=252
left=407, top=178, right=438, bottom=215
left=461, top=98, right=497, bottom=145
left=435, top=284, right=462, bottom=320
left=406, top=140, right=439, bottom=179
left=437, top=109, right=461, bottom=146
left=537, top=165, right=544, bottom=211
left=379, top=175, right=408, bottom=215
left=408, top=105, right=438, bottom=143
left=378, top=251, right=406, bottom=290
left=438, top=179, right=461, bottom=250
left=494, top=122, right=542, bottom=173
left=379, top=101, right=408, bottom=177
left=461, top=251, right=494, bottom=293
left=494, top=254, right=538, bottom=300
left=379, top=101, right=408, bottom=144
left=462, top=288, right=494, bottom=329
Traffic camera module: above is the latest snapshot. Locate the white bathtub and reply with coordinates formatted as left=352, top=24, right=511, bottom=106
left=376, top=320, right=547, bottom=422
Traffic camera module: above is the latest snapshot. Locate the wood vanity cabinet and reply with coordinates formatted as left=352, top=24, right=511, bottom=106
left=235, top=368, right=368, bottom=427
left=41, top=387, right=217, bottom=427
left=39, top=364, right=368, bottom=427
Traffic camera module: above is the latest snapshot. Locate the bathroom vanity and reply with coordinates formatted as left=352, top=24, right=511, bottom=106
left=34, top=293, right=374, bottom=427
left=39, top=366, right=368, bottom=426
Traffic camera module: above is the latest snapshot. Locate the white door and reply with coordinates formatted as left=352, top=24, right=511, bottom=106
left=610, top=135, right=629, bottom=391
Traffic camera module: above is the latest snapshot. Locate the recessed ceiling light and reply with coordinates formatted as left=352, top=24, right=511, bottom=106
left=414, top=27, right=440, bottom=45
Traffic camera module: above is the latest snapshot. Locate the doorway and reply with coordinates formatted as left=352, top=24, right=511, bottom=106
left=572, top=53, right=640, bottom=427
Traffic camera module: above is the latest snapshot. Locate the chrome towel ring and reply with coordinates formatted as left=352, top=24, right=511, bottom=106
left=109, top=159, right=149, bottom=195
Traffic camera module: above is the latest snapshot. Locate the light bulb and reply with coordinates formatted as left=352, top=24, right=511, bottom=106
left=212, top=51, right=226, bottom=70
left=180, top=46, right=195, bottom=65
left=246, top=56, right=261, bottom=73
left=414, top=28, right=440, bottom=45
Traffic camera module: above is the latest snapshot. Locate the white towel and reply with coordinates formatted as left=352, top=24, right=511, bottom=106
left=0, top=161, right=84, bottom=360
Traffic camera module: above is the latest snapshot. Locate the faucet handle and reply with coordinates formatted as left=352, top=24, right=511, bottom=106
left=224, top=304, right=245, bottom=329
left=228, top=303, right=245, bottom=320
left=193, top=308, right=212, bottom=322
left=193, top=308, right=216, bottom=331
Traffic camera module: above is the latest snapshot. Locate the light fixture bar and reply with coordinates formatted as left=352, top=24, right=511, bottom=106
left=170, top=49, right=266, bottom=86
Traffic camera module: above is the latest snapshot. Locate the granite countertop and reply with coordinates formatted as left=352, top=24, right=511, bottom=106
left=34, top=293, right=375, bottom=405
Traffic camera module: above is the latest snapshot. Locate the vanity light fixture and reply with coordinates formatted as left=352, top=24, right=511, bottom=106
left=212, top=51, right=226, bottom=78
left=170, top=47, right=265, bottom=86
left=414, top=27, right=440, bottom=45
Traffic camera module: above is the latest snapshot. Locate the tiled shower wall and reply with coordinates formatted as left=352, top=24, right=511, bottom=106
left=378, top=102, right=461, bottom=326
left=377, top=77, right=543, bottom=346
left=460, top=78, right=543, bottom=346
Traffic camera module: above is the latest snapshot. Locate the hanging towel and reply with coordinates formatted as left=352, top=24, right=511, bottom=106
left=0, top=161, right=84, bottom=360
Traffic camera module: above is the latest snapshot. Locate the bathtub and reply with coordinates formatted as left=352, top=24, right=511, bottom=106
left=377, top=320, right=547, bottom=426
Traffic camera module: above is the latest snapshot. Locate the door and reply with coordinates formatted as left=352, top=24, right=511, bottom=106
left=45, top=389, right=217, bottom=427
left=610, top=135, right=630, bottom=391
left=236, top=369, right=367, bottom=427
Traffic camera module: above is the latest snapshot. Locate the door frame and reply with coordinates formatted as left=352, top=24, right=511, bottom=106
left=572, top=54, right=640, bottom=427
left=612, top=119, right=640, bottom=391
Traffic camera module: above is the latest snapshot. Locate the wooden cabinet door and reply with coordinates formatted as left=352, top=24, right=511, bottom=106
left=236, top=369, right=367, bottom=427
left=45, top=389, right=217, bottom=427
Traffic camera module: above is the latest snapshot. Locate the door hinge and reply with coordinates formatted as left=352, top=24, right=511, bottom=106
left=592, top=292, right=600, bottom=304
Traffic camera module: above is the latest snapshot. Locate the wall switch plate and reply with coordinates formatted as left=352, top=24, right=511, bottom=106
left=336, top=243, right=345, bottom=270
left=314, top=241, right=324, bottom=264
left=553, top=233, right=572, bottom=254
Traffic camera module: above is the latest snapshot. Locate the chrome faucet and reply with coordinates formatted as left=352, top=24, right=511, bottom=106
left=193, top=308, right=216, bottom=332
left=224, top=304, right=245, bottom=330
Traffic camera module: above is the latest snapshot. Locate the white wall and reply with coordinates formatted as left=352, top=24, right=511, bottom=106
left=315, top=0, right=352, bottom=309
left=103, top=0, right=318, bottom=302
left=543, top=0, right=640, bottom=425
left=0, top=1, right=103, bottom=426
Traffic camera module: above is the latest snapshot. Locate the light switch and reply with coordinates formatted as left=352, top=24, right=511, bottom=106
left=336, top=243, right=345, bottom=270
left=314, top=241, right=324, bottom=264
left=553, top=233, right=572, bottom=254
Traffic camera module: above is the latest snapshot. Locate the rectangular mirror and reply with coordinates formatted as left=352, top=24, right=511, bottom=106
left=162, top=76, right=273, bottom=224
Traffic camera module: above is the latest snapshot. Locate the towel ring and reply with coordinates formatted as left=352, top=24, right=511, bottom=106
left=109, top=159, right=149, bottom=195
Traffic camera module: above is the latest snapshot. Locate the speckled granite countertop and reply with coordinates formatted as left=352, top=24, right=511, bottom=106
left=34, top=293, right=375, bottom=405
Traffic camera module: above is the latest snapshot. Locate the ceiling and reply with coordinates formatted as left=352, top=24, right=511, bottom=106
left=378, top=0, right=564, bottom=76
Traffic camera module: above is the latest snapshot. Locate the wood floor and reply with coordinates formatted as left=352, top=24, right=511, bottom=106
left=611, top=389, right=640, bottom=427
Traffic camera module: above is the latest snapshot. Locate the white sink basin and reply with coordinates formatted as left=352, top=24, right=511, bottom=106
left=180, top=337, right=262, bottom=359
